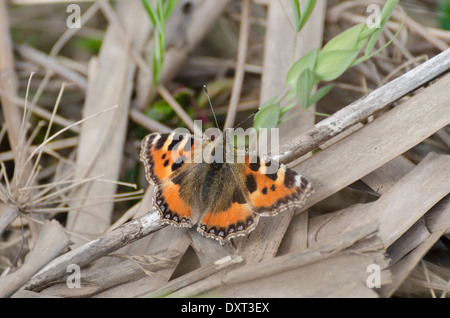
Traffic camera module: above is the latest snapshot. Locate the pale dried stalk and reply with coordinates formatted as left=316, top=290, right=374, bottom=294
left=50, top=1, right=100, bottom=57
left=0, top=91, right=79, bottom=133
left=66, top=0, right=151, bottom=239
left=0, top=137, right=78, bottom=162
left=37, top=251, right=179, bottom=297
left=159, top=0, right=232, bottom=84
left=16, top=45, right=87, bottom=89
left=0, top=80, right=117, bottom=237
left=97, top=0, right=150, bottom=76
left=391, top=10, right=449, bottom=52
left=157, top=85, right=201, bottom=133
left=143, top=255, right=244, bottom=298
left=168, top=223, right=380, bottom=297
left=24, top=1, right=100, bottom=113
left=129, top=108, right=173, bottom=133
left=223, top=0, right=251, bottom=129
left=25, top=208, right=165, bottom=291
left=0, top=0, right=21, bottom=161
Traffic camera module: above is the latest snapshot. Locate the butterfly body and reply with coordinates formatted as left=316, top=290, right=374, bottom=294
left=140, top=131, right=313, bottom=245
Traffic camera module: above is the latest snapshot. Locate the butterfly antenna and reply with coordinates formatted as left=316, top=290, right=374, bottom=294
left=203, top=85, right=220, bottom=129
left=234, top=112, right=256, bottom=129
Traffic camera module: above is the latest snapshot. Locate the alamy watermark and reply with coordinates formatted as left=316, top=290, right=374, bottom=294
left=162, top=121, right=281, bottom=174
left=366, top=264, right=381, bottom=288
left=66, top=4, right=81, bottom=29
left=367, top=4, right=381, bottom=29
left=66, top=264, right=81, bottom=288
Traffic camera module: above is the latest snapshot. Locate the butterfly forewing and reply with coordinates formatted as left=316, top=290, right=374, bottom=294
left=140, top=132, right=204, bottom=227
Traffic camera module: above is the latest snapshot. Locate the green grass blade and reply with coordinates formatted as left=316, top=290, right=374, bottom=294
left=164, top=0, right=179, bottom=20
left=142, top=0, right=158, bottom=27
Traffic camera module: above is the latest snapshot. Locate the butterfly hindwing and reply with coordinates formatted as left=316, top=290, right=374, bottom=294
left=195, top=163, right=259, bottom=245
left=244, top=154, right=314, bottom=216
left=197, top=200, right=258, bottom=246
left=153, top=175, right=197, bottom=227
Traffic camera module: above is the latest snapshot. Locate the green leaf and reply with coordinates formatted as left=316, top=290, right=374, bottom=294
left=359, top=0, right=399, bottom=39
left=152, top=34, right=163, bottom=84
left=157, top=0, right=165, bottom=24
left=308, top=84, right=334, bottom=106
left=142, top=0, right=165, bottom=32
left=277, top=111, right=298, bottom=125
left=321, top=24, right=365, bottom=53
left=164, top=0, right=178, bottom=20
left=290, top=0, right=302, bottom=33
left=142, top=0, right=158, bottom=27
left=259, top=95, right=279, bottom=110
left=74, top=37, right=102, bottom=54
left=352, top=15, right=405, bottom=67
left=290, top=0, right=316, bottom=33
left=298, top=0, right=316, bottom=32
left=361, top=0, right=399, bottom=55
left=364, top=27, right=383, bottom=56
left=296, top=68, right=315, bottom=109
left=142, top=0, right=179, bottom=86
left=286, top=48, right=319, bottom=88
left=379, top=0, right=400, bottom=28
left=314, top=49, right=360, bottom=81
left=254, top=103, right=280, bottom=130
left=438, top=0, right=450, bottom=30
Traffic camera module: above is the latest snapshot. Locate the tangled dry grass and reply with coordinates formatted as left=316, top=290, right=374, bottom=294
left=0, top=0, right=449, bottom=298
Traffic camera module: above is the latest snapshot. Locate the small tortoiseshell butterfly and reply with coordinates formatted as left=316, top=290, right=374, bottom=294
left=140, top=129, right=314, bottom=245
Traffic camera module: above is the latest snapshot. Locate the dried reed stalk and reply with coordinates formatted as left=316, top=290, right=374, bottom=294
left=24, top=208, right=163, bottom=291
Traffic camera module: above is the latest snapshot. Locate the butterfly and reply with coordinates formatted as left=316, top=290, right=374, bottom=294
left=140, top=128, right=314, bottom=246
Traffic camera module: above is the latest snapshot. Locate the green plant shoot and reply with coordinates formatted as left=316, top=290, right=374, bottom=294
left=142, top=0, right=178, bottom=85
left=254, top=0, right=402, bottom=131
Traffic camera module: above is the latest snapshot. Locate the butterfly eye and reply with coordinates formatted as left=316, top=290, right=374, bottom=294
left=211, top=135, right=216, bottom=141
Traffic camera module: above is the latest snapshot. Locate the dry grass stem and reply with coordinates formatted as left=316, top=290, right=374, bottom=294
left=157, top=85, right=200, bottom=132
left=223, top=0, right=251, bottom=129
